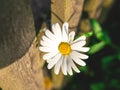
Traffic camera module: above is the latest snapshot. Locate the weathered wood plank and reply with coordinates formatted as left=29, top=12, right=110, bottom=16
left=84, top=0, right=103, bottom=18
left=0, top=0, right=45, bottom=90
left=0, top=0, right=35, bottom=68
left=0, top=40, right=45, bottom=90
left=51, top=0, right=84, bottom=31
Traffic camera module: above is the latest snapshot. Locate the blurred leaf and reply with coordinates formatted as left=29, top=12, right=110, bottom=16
left=75, top=32, right=93, bottom=40
left=79, top=66, right=88, bottom=73
left=90, top=19, right=103, bottom=40
left=109, top=79, right=120, bottom=89
left=102, top=31, right=112, bottom=45
left=83, top=31, right=93, bottom=37
left=117, top=54, right=120, bottom=60
left=102, top=55, right=116, bottom=69
left=90, top=82, right=105, bottom=90
left=88, top=41, right=106, bottom=54
left=90, top=19, right=111, bottom=45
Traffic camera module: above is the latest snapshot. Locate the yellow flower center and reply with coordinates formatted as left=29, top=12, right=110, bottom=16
left=58, top=42, right=71, bottom=55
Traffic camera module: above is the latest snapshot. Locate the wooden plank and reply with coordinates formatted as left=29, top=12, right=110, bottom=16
left=0, top=0, right=45, bottom=90
left=0, top=40, right=45, bottom=90
left=51, top=0, right=84, bottom=31
left=84, top=0, right=103, bottom=18
left=0, top=0, right=35, bottom=68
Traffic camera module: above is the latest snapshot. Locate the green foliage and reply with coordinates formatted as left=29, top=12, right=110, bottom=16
left=74, top=31, right=93, bottom=41
left=102, top=55, right=117, bottom=69
left=90, top=82, right=105, bottom=90
left=83, top=31, right=93, bottom=37
left=90, top=19, right=111, bottom=44
left=90, top=19, right=103, bottom=40
left=89, top=41, right=106, bottom=54
left=109, top=79, right=120, bottom=90
left=79, top=66, right=88, bottom=73
left=88, top=19, right=112, bottom=54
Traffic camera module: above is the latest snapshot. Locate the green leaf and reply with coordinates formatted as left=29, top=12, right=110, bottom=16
left=90, top=82, right=105, bottom=90
left=83, top=31, right=93, bottom=37
left=117, top=54, right=120, bottom=60
left=90, top=19, right=111, bottom=45
left=90, top=19, right=103, bottom=40
left=88, top=41, right=106, bottom=54
left=79, top=66, right=88, bottom=72
left=75, top=32, right=93, bottom=40
left=102, top=31, right=111, bottom=45
left=102, top=55, right=116, bottom=69
left=109, top=79, right=120, bottom=89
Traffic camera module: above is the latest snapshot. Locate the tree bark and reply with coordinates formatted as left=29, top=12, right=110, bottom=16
left=0, top=0, right=45, bottom=90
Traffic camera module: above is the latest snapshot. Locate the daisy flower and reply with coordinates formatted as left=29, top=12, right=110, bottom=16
left=39, top=22, right=90, bottom=75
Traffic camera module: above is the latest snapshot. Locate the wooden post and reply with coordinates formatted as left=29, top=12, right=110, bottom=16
left=0, top=0, right=45, bottom=90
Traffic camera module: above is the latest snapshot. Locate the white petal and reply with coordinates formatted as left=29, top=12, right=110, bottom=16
left=42, top=35, right=56, bottom=43
left=40, top=40, right=47, bottom=46
left=42, top=35, right=51, bottom=42
left=47, top=53, right=62, bottom=69
left=41, top=35, right=59, bottom=47
left=43, top=52, right=58, bottom=60
left=61, top=56, right=67, bottom=75
left=45, top=29, right=56, bottom=40
left=71, top=41, right=86, bottom=50
left=72, top=51, right=89, bottom=59
left=39, top=46, right=57, bottom=52
left=42, top=35, right=57, bottom=44
left=52, top=23, right=62, bottom=41
left=68, top=57, right=80, bottom=73
left=70, top=51, right=86, bottom=66
left=40, top=40, right=58, bottom=49
left=62, top=22, right=69, bottom=33
left=62, top=22, right=69, bottom=42
left=54, top=56, right=63, bottom=74
left=67, top=57, right=73, bottom=75
left=67, top=65, right=73, bottom=75
left=40, top=40, right=52, bottom=47
left=46, top=59, right=52, bottom=63
left=75, top=47, right=90, bottom=52
left=39, top=46, right=51, bottom=52
left=69, top=31, right=75, bottom=43
left=72, top=35, right=86, bottom=44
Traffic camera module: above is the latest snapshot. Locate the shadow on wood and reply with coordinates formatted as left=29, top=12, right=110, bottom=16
left=0, top=0, right=35, bottom=68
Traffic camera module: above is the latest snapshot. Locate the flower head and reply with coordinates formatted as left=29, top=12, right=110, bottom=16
left=39, top=22, right=90, bottom=75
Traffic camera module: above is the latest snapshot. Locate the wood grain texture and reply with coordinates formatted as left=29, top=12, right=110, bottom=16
left=0, top=0, right=35, bottom=68
left=80, top=0, right=105, bottom=33
left=0, top=0, right=45, bottom=90
left=51, top=0, right=84, bottom=31
left=0, top=39, right=45, bottom=90
left=84, top=0, right=103, bottom=18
